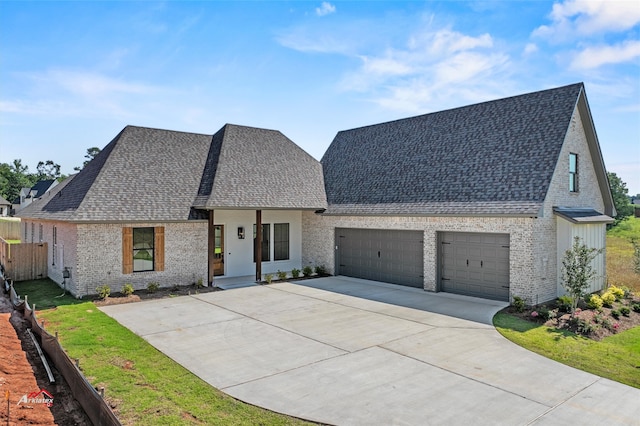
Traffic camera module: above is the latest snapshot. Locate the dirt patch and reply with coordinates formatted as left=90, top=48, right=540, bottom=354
left=0, top=293, right=91, bottom=425
left=503, top=294, right=640, bottom=340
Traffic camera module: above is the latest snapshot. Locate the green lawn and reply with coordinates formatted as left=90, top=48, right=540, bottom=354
left=494, top=313, right=640, bottom=388
left=607, top=216, right=640, bottom=293
left=14, top=280, right=312, bottom=425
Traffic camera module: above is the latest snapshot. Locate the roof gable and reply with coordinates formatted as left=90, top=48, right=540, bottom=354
left=322, top=83, right=585, bottom=215
left=193, top=124, right=327, bottom=210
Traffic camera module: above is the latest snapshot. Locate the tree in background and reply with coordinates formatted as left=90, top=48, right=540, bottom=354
left=0, top=160, right=37, bottom=203
left=36, top=160, right=64, bottom=180
left=607, top=172, right=633, bottom=226
left=74, top=147, right=101, bottom=171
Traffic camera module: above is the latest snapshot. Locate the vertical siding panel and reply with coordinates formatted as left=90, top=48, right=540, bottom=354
left=155, top=226, right=165, bottom=272
left=122, top=228, right=133, bottom=274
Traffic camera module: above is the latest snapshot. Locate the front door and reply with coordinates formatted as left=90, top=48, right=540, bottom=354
left=213, top=225, right=224, bottom=276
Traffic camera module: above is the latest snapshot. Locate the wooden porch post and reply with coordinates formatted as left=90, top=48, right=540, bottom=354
left=208, top=210, right=215, bottom=286
left=255, top=209, right=262, bottom=282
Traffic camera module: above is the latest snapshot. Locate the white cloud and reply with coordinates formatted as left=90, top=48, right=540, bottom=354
left=315, top=2, right=336, bottom=17
left=339, top=28, right=510, bottom=112
left=534, top=0, right=640, bottom=38
left=523, top=43, right=538, bottom=55
left=570, top=40, right=640, bottom=69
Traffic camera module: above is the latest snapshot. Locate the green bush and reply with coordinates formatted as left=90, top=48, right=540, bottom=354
left=195, top=278, right=204, bottom=288
left=302, top=266, right=313, bottom=277
left=121, top=283, right=134, bottom=296
left=557, top=295, right=573, bottom=312
left=601, top=291, right=616, bottom=308
left=147, top=282, right=159, bottom=293
left=314, top=265, right=327, bottom=276
left=265, top=273, right=273, bottom=284
left=571, top=317, right=595, bottom=335
left=291, top=268, right=301, bottom=279
left=619, top=306, right=631, bottom=317
left=611, top=309, right=621, bottom=320
left=536, top=307, right=553, bottom=321
left=632, top=303, right=640, bottom=313
left=608, top=285, right=625, bottom=301
left=512, top=296, right=525, bottom=313
left=277, top=270, right=287, bottom=281
left=586, top=294, right=604, bottom=311
left=96, top=284, right=111, bottom=299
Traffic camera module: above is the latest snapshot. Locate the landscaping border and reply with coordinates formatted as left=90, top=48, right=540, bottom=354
left=9, top=283, right=121, bottom=426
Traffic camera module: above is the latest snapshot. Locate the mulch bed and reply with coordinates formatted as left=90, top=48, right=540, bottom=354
left=93, top=283, right=223, bottom=307
left=502, top=294, right=640, bottom=340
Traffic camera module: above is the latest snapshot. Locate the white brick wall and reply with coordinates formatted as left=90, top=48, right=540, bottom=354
left=73, top=221, right=208, bottom=297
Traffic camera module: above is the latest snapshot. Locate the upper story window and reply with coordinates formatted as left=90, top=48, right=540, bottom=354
left=569, top=153, right=578, bottom=192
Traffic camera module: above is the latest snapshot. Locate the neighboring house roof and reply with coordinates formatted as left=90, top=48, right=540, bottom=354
left=322, top=82, right=614, bottom=216
left=27, top=180, right=58, bottom=198
left=18, top=124, right=327, bottom=223
left=0, top=195, right=10, bottom=205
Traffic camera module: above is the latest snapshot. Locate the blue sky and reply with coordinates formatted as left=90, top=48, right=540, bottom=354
left=1, top=1, right=639, bottom=194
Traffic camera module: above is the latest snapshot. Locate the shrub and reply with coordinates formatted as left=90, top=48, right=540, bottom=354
left=608, top=285, right=625, bottom=301
left=632, top=303, right=640, bottom=313
left=277, top=270, right=287, bottom=281
left=314, top=265, right=327, bottom=276
left=121, top=283, right=134, bottom=296
left=147, top=282, right=159, bottom=293
left=601, top=291, right=615, bottom=308
left=536, top=306, right=553, bottom=321
left=557, top=295, right=573, bottom=312
left=196, top=278, right=204, bottom=288
left=291, top=268, right=301, bottom=279
left=586, top=294, right=603, bottom=311
left=560, top=236, right=604, bottom=313
left=302, top=266, right=313, bottom=277
left=619, top=306, right=631, bottom=317
left=571, top=317, right=595, bottom=335
left=512, top=296, right=525, bottom=313
left=265, top=273, right=273, bottom=284
left=611, top=309, right=621, bottom=320
left=96, top=285, right=111, bottom=299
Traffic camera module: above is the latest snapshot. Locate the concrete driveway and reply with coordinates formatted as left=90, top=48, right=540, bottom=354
left=100, top=277, right=640, bottom=425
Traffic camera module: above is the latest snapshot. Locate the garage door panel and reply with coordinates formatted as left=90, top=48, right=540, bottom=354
left=336, top=228, right=424, bottom=288
left=440, top=232, right=510, bottom=301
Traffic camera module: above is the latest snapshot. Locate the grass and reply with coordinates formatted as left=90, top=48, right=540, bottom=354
left=13, top=279, right=85, bottom=309
left=495, top=218, right=640, bottom=389
left=606, top=216, right=640, bottom=293
left=18, top=279, right=312, bottom=425
left=494, top=313, right=640, bottom=388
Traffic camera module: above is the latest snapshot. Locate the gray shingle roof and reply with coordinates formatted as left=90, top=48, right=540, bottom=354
left=193, top=124, right=327, bottom=210
left=322, top=83, right=585, bottom=216
left=553, top=207, right=613, bottom=224
left=18, top=124, right=326, bottom=222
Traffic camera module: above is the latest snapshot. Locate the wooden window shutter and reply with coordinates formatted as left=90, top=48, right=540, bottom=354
left=154, top=226, right=165, bottom=271
left=122, top=227, right=133, bottom=274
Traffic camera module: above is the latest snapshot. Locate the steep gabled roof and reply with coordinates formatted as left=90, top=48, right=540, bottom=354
left=18, top=124, right=326, bottom=222
left=321, top=83, right=587, bottom=216
left=28, top=180, right=58, bottom=198
left=192, top=124, right=327, bottom=210
left=0, top=195, right=10, bottom=205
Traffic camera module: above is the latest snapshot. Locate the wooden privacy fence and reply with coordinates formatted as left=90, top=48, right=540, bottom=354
left=0, top=219, right=21, bottom=240
left=0, top=238, right=48, bottom=281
